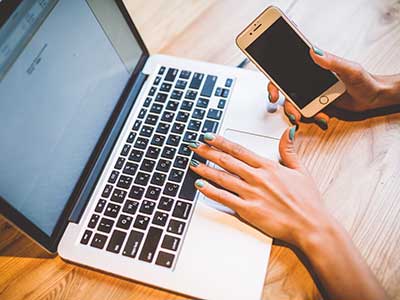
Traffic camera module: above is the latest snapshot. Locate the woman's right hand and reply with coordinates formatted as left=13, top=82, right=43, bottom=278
left=268, top=47, right=398, bottom=129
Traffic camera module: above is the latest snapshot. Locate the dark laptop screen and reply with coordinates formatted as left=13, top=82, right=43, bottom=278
left=0, top=0, right=143, bottom=236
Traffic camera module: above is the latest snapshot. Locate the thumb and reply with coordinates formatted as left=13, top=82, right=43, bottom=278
left=279, top=126, right=303, bottom=170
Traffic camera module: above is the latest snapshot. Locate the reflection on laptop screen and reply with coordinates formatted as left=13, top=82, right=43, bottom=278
left=0, top=0, right=143, bottom=235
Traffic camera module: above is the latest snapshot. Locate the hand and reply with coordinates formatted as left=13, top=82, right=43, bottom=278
left=268, top=47, right=395, bottom=130
left=188, top=129, right=332, bottom=247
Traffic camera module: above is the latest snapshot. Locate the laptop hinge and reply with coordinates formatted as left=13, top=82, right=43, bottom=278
left=68, top=72, right=148, bottom=224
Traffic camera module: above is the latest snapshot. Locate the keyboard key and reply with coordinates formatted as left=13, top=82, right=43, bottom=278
left=155, top=251, right=175, bottom=268
left=111, top=188, right=127, bottom=203
left=155, top=93, right=168, bottom=103
left=149, top=86, right=156, bottom=96
left=160, top=82, right=172, bottom=92
left=176, top=111, right=190, bottom=123
left=158, top=197, right=174, bottom=211
left=134, top=172, right=150, bottom=186
left=161, top=111, right=175, bottom=122
left=171, top=122, right=185, bottom=134
left=183, top=131, right=197, bottom=142
left=145, top=186, right=162, bottom=201
left=80, top=230, right=92, bottom=245
left=114, top=157, right=125, bottom=170
left=126, top=131, right=136, bottom=143
left=117, top=175, right=132, bottom=189
left=156, top=122, right=170, bottom=134
left=151, top=134, right=165, bottom=147
left=121, top=144, right=131, bottom=156
left=132, top=120, right=142, bottom=131
left=158, top=66, right=166, bottom=75
left=189, top=72, right=204, bottom=89
left=161, top=235, right=180, bottom=251
left=178, top=143, right=191, bottom=156
left=225, top=78, right=233, bottom=87
left=201, top=75, right=217, bottom=97
left=88, top=214, right=100, bottom=228
left=90, top=233, right=107, bottom=249
left=102, top=184, right=113, bottom=198
left=202, top=119, right=218, bottom=133
left=133, top=215, right=150, bottom=230
left=134, top=137, right=149, bottom=150
left=170, top=90, right=183, bottom=100
left=174, top=156, right=189, bottom=169
left=163, top=182, right=179, bottom=197
left=179, top=70, right=191, bottom=79
left=222, top=88, right=229, bottom=98
left=207, top=108, right=222, bottom=120
left=153, top=76, right=161, bottom=85
left=152, top=211, right=169, bottom=227
left=150, top=103, right=163, bottom=114
left=185, top=90, right=197, bottom=100
left=129, top=149, right=144, bottom=162
left=192, top=108, right=205, bottom=120
left=139, top=226, right=163, bottom=263
left=106, top=230, right=126, bottom=254
left=123, top=161, right=138, bottom=176
left=173, top=201, right=192, bottom=220
left=181, top=100, right=193, bottom=111
left=196, top=97, right=209, bottom=108
left=218, top=99, right=226, bottom=109
left=138, top=108, right=147, bottom=119
left=179, top=169, right=201, bottom=201
left=95, top=199, right=107, bottom=213
left=140, top=125, right=154, bottom=137
left=165, top=68, right=178, bottom=82
left=140, top=200, right=156, bottom=215
left=146, top=146, right=161, bottom=159
left=129, top=185, right=145, bottom=200
left=168, top=168, right=184, bottom=183
left=175, top=79, right=187, bottom=90
left=123, top=199, right=139, bottom=215
left=215, top=87, right=222, bottom=97
left=104, top=203, right=121, bottom=218
left=156, top=159, right=172, bottom=172
left=166, top=100, right=179, bottom=111
left=151, top=172, right=167, bottom=186
left=167, top=219, right=185, bottom=235
left=188, top=120, right=201, bottom=131
left=98, top=217, right=114, bottom=233
left=140, top=159, right=156, bottom=172
left=123, top=230, right=144, bottom=258
left=143, top=97, right=152, bottom=107
left=116, top=214, right=133, bottom=229
left=166, top=134, right=180, bottom=146
left=108, top=170, right=119, bottom=184
left=145, top=114, right=159, bottom=125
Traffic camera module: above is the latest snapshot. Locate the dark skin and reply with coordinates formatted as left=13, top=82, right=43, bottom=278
left=188, top=48, right=399, bottom=299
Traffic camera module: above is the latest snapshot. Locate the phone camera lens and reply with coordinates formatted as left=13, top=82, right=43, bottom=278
left=250, top=32, right=253, bottom=35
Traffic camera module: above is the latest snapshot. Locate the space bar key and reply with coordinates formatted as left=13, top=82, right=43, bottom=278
left=178, top=169, right=201, bottom=201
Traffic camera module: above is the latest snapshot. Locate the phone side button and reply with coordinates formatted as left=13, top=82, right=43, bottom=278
left=319, top=96, right=329, bottom=104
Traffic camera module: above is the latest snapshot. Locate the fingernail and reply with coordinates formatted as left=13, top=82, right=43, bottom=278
left=188, top=141, right=200, bottom=149
left=204, top=132, right=215, bottom=141
left=316, top=118, right=328, bottom=130
left=313, top=46, right=324, bottom=56
left=289, top=126, right=296, bottom=141
left=195, top=179, right=205, bottom=188
left=288, top=114, right=296, bottom=125
left=268, top=93, right=272, bottom=101
left=190, top=159, right=200, bottom=167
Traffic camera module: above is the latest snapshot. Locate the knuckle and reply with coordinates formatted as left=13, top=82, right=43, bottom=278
left=231, top=145, right=245, bottom=157
left=218, top=153, right=232, bottom=166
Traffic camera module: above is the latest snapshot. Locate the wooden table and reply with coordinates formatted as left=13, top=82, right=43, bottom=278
left=1, top=0, right=400, bottom=299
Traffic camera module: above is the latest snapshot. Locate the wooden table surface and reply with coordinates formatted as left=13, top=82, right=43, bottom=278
left=1, top=0, right=400, bottom=299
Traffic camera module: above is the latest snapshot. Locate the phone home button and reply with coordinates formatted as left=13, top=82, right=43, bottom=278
left=319, top=96, right=329, bottom=105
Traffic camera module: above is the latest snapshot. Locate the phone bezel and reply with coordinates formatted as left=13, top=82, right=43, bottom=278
left=235, top=6, right=346, bottom=118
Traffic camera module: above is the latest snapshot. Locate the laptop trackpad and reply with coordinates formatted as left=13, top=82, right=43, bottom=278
left=198, top=129, right=280, bottom=214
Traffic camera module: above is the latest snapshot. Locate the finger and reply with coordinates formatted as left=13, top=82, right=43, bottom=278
left=313, top=111, right=330, bottom=130
left=201, top=133, right=266, bottom=168
left=283, top=100, right=301, bottom=125
left=194, top=179, right=244, bottom=212
left=267, top=82, right=280, bottom=103
left=278, top=126, right=305, bottom=171
left=189, top=160, right=251, bottom=196
left=188, top=141, right=255, bottom=182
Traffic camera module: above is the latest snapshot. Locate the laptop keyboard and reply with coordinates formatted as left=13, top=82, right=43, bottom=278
left=79, top=66, right=234, bottom=269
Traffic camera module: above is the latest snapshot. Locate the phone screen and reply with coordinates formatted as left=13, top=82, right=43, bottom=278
left=246, top=17, right=338, bottom=109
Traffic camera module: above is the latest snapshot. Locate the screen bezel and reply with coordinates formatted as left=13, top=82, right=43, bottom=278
left=236, top=6, right=345, bottom=117
left=0, top=0, right=149, bottom=253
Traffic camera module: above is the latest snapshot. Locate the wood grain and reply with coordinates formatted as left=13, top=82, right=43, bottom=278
left=1, top=0, right=400, bottom=299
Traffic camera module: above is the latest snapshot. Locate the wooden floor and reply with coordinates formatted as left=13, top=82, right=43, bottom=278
left=1, top=0, right=400, bottom=299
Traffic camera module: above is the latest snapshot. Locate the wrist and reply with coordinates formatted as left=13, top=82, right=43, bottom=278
left=374, top=74, right=400, bottom=107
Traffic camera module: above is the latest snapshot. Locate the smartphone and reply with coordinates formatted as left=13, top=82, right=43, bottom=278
left=236, top=6, right=346, bottom=118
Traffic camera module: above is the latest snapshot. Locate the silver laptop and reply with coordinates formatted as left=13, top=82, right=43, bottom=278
left=0, top=1, right=288, bottom=299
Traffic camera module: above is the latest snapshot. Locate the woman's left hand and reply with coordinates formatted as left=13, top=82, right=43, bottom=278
left=188, top=127, right=333, bottom=249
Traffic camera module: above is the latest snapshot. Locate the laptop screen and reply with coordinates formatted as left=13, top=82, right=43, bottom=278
left=0, top=0, right=144, bottom=236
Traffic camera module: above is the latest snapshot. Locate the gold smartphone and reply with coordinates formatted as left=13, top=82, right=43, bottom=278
left=236, top=6, right=346, bottom=118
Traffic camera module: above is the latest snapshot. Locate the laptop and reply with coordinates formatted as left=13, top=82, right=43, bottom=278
left=0, top=1, right=288, bottom=299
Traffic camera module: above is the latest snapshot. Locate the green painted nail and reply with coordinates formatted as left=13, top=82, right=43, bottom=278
left=313, top=46, right=324, bottom=56
left=195, top=179, right=205, bottom=188
left=190, top=159, right=200, bottom=167
left=289, top=126, right=296, bottom=141
left=316, top=118, right=328, bottom=130
left=204, top=132, right=215, bottom=141
left=288, top=114, right=296, bottom=124
left=188, top=141, right=200, bottom=149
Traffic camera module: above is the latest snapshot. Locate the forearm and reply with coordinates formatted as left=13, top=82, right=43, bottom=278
left=297, top=216, right=387, bottom=300
left=376, top=74, right=400, bottom=107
